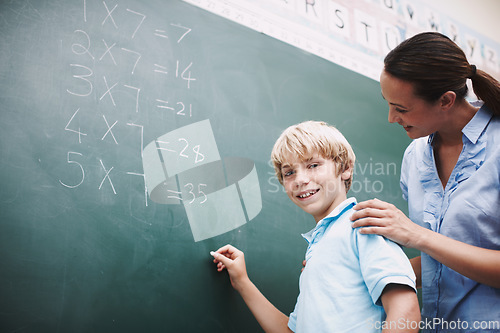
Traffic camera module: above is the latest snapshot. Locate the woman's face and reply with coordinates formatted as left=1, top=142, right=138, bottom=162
left=380, top=70, right=447, bottom=139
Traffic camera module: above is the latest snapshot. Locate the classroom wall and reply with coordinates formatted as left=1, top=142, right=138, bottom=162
left=420, top=0, right=500, bottom=44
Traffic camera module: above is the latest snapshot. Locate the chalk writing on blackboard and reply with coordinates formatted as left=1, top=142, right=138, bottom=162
left=143, top=120, right=262, bottom=242
left=60, top=2, right=197, bottom=199
left=58, top=0, right=262, bottom=241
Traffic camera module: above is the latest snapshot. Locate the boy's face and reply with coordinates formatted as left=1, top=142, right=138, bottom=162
left=281, top=153, right=351, bottom=223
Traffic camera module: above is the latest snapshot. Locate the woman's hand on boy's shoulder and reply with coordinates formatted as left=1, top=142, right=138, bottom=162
left=350, top=198, right=424, bottom=248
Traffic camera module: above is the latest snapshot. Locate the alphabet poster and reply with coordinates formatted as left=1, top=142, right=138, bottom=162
left=184, top=0, right=500, bottom=82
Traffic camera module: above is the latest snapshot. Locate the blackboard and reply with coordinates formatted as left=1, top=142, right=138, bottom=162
left=0, top=0, right=413, bottom=332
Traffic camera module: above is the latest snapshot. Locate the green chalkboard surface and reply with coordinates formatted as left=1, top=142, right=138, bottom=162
left=0, top=0, right=412, bottom=332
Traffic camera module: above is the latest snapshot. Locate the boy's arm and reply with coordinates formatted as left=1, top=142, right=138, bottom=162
left=211, top=245, right=293, bottom=333
left=380, top=284, right=421, bottom=333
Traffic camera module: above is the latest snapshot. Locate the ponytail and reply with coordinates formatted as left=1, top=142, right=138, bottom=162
left=470, top=68, right=500, bottom=116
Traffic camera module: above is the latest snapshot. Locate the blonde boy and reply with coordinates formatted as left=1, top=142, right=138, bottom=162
left=211, top=121, right=420, bottom=332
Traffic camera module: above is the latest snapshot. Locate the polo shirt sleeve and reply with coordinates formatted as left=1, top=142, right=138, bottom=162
left=288, top=301, right=298, bottom=332
left=355, top=230, right=416, bottom=306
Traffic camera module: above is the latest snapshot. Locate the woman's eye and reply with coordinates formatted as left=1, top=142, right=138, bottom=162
left=396, top=107, right=408, bottom=113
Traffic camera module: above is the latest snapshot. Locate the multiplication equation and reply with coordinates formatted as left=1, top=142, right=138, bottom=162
left=59, top=0, right=199, bottom=206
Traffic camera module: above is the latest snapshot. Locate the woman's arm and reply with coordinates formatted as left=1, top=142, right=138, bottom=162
left=351, top=199, right=500, bottom=288
left=410, top=256, right=421, bottom=289
left=211, top=245, right=293, bottom=333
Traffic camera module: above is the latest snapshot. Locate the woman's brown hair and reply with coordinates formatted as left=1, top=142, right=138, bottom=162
left=384, top=32, right=500, bottom=116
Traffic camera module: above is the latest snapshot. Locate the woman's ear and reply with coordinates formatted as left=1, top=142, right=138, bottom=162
left=440, top=91, right=456, bottom=111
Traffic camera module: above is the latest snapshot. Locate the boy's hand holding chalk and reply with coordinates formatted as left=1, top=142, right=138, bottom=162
left=211, top=245, right=250, bottom=291
left=211, top=245, right=292, bottom=332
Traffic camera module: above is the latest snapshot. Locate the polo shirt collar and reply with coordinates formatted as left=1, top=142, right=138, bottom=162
left=302, top=197, right=357, bottom=244
left=322, top=197, right=357, bottom=222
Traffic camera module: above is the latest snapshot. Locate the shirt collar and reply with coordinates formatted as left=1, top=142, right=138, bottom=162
left=322, top=197, right=357, bottom=221
left=302, top=197, right=357, bottom=244
left=462, top=104, right=492, bottom=144
left=427, top=103, right=492, bottom=145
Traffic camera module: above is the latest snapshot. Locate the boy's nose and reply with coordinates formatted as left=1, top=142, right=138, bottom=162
left=294, top=170, right=310, bottom=186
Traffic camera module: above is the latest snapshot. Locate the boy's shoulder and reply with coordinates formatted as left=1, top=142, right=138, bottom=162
left=322, top=199, right=409, bottom=260
left=318, top=198, right=361, bottom=247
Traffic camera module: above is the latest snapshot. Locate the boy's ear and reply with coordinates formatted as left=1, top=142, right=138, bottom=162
left=340, top=164, right=353, bottom=180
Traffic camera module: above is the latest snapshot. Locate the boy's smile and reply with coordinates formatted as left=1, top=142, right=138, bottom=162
left=297, top=189, right=319, bottom=199
left=281, top=154, right=351, bottom=223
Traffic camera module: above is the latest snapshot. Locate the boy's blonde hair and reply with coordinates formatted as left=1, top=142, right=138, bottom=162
left=271, top=121, right=356, bottom=192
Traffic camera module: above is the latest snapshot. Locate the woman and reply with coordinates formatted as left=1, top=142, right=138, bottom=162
left=351, top=32, right=500, bottom=332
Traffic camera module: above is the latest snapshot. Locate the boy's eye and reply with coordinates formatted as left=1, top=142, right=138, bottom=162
left=308, top=163, right=319, bottom=169
left=283, top=170, right=294, bottom=177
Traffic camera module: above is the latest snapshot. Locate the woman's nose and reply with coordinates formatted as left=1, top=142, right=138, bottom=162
left=388, top=108, right=399, bottom=124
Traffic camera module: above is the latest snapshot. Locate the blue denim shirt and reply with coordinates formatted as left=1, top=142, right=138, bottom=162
left=288, top=198, right=416, bottom=332
left=401, top=103, right=500, bottom=332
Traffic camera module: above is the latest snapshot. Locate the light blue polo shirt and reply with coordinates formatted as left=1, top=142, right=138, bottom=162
left=288, top=198, right=416, bottom=333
